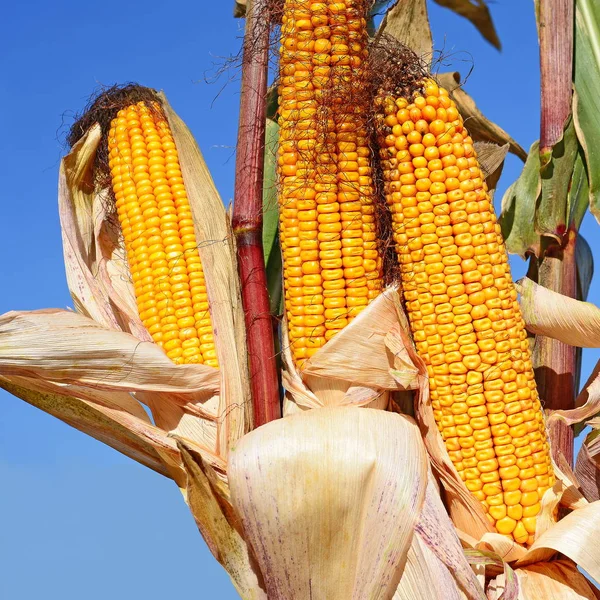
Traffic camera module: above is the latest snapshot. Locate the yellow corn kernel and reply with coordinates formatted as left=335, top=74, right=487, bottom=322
left=278, top=0, right=383, bottom=368
left=108, top=102, right=217, bottom=367
left=375, top=77, right=555, bottom=544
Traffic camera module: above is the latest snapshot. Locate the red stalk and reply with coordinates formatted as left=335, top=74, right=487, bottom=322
left=533, top=231, right=577, bottom=466
left=539, top=0, right=573, bottom=161
left=232, top=0, right=281, bottom=427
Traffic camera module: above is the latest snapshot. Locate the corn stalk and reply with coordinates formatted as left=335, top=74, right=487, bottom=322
left=232, top=0, right=281, bottom=426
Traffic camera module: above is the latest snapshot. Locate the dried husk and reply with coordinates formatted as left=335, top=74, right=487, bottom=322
left=0, top=90, right=256, bottom=588
left=518, top=277, right=600, bottom=348
left=227, top=407, right=428, bottom=600
left=516, top=560, right=598, bottom=599
left=281, top=288, right=420, bottom=410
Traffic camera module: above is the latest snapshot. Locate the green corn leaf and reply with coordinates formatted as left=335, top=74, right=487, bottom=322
left=499, top=142, right=542, bottom=258
left=573, top=0, right=600, bottom=223
left=262, top=118, right=283, bottom=315
left=537, top=117, right=578, bottom=240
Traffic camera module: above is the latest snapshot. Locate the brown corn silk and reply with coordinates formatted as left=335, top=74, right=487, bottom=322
left=105, top=97, right=218, bottom=367
left=374, top=74, right=555, bottom=545
left=277, top=0, right=384, bottom=369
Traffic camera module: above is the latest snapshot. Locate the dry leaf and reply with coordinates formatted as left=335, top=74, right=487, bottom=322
left=282, top=288, right=419, bottom=409
left=518, top=277, right=600, bottom=348
left=302, top=288, right=419, bottom=391
left=432, top=0, right=500, bottom=50
left=474, top=141, right=509, bottom=194
left=0, top=375, right=180, bottom=481
left=179, top=442, right=266, bottom=600
left=414, top=472, right=486, bottom=599
left=516, top=500, right=600, bottom=584
left=516, top=559, right=598, bottom=599
left=394, top=534, right=465, bottom=600
left=228, top=407, right=428, bottom=599
left=378, top=0, right=433, bottom=59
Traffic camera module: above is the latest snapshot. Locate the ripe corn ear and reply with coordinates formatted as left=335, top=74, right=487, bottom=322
left=107, top=102, right=218, bottom=367
left=374, top=79, right=555, bottom=545
left=278, top=0, right=383, bottom=369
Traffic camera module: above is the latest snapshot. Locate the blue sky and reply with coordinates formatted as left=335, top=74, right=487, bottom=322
left=1, top=2, right=598, bottom=598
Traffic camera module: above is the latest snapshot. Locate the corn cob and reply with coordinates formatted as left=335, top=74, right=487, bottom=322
left=374, top=79, right=555, bottom=545
left=107, top=102, right=218, bottom=367
left=278, top=0, right=383, bottom=369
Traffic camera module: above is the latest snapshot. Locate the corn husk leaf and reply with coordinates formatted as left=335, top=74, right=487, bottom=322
left=515, top=501, right=600, bottom=583
left=59, top=125, right=148, bottom=339
left=573, top=0, right=600, bottom=223
left=500, top=142, right=542, bottom=257
left=516, top=560, right=599, bottom=599
left=0, top=375, right=180, bottom=480
left=377, top=0, right=433, bottom=60
left=0, top=309, right=220, bottom=394
left=178, top=441, right=266, bottom=600
left=301, top=288, right=419, bottom=391
left=412, top=472, right=486, bottom=599
left=518, top=277, right=600, bottom=348
left=431, top=0, right=500, bottom=50
left=394, top=534, right=465, bottom=600
left=436, top=73, right=526, bottom=161
left=282, top=288, right=420, bottom=409
left=464, top=550, right=519, bottom=600
left=228, top=407, right=428, bottom=600
left=162, top=94, right=252, bottom=453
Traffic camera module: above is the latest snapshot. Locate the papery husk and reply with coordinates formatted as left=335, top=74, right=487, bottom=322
left=377, top=0, right=433, bottom=60
left=464, top=550, right=519, bottom=600
left=227, top=407, right=428, bottom=600
left=394, top=534, right=466, bottom=600
left=0, top=91, right=252, bottom=469
left=0, top=374, right=183, bottom=481
left=178, top=441, right=266, bottom=600
left=516, top=559, right=598, bottom=599
left=518, top=277, right=600, bottom=348
left=282, top=288, right=419, bottom=409
left=411, top=472, right=486, bottom=599
left=514, top=501, right=600, bottom=584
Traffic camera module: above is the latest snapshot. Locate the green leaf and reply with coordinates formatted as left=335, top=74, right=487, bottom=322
left=537, top=117, right=578, bottom=240
left=568, top=151, right=590, bottom=231
left=432, top=0, right=501, bottom=50
left=262, top=118, right=283, bottom=315
left=573, top=0, right=600, bottom=223
left=499, top=142, right=542, bottom=258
